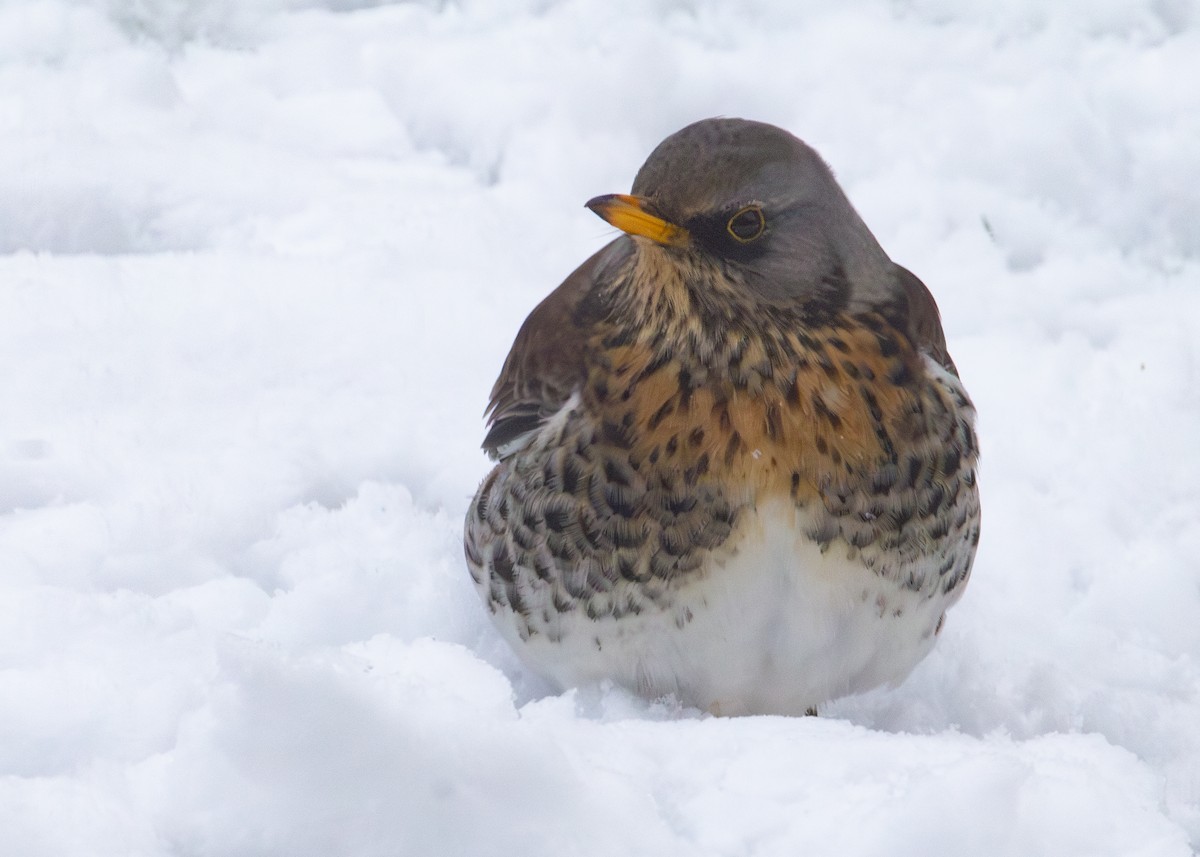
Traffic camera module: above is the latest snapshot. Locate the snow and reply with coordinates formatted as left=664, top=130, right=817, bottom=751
left=2, top=0, right=1198, bottom=853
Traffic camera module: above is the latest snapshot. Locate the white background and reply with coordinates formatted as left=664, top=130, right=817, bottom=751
left=1, top=1, right=1198, bottom=854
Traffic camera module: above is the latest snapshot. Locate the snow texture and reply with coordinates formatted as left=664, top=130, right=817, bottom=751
left=2, top=1, right=1199, bottom=854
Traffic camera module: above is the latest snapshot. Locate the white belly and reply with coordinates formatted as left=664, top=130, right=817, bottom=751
left=506, top=498, right=955, bottom=715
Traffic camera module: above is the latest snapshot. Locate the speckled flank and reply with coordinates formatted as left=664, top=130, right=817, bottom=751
left=465, top=246, right=979, bottom=646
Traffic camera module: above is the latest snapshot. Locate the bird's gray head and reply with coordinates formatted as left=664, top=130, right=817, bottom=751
left=587, top=118, right=898, bottom=313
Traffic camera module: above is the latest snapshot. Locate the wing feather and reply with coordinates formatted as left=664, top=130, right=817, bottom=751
left=895, top=264, right=957, bottom=377
left=482, top=239, right=632, bottom=459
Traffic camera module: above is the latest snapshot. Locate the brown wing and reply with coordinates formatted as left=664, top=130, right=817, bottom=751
left=895, top=264, right=957, bottom=377
left=482, top=239, right=632, bottom=459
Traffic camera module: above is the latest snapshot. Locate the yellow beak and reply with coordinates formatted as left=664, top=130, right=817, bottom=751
left=585, top=194, right=690, bottom=247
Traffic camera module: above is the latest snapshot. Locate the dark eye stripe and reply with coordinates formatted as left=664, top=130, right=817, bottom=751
left=727, top=206, right=766, bottom=242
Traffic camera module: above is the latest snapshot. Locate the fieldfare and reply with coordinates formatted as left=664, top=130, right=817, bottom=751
left=464, top=118, right=980, bottom=716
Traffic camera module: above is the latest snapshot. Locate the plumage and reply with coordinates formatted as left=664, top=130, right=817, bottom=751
left=464, top=118, right=980, bottom=715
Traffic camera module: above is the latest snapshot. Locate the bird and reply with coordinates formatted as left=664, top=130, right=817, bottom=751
left=464, top=118, right=980, bottom=716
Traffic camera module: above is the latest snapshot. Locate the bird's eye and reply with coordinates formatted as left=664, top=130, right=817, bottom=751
left=726, top=206, right=766, bottom=243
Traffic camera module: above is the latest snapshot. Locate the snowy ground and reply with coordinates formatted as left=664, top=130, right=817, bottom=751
left=2, top=1, right=1199, bottom=854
